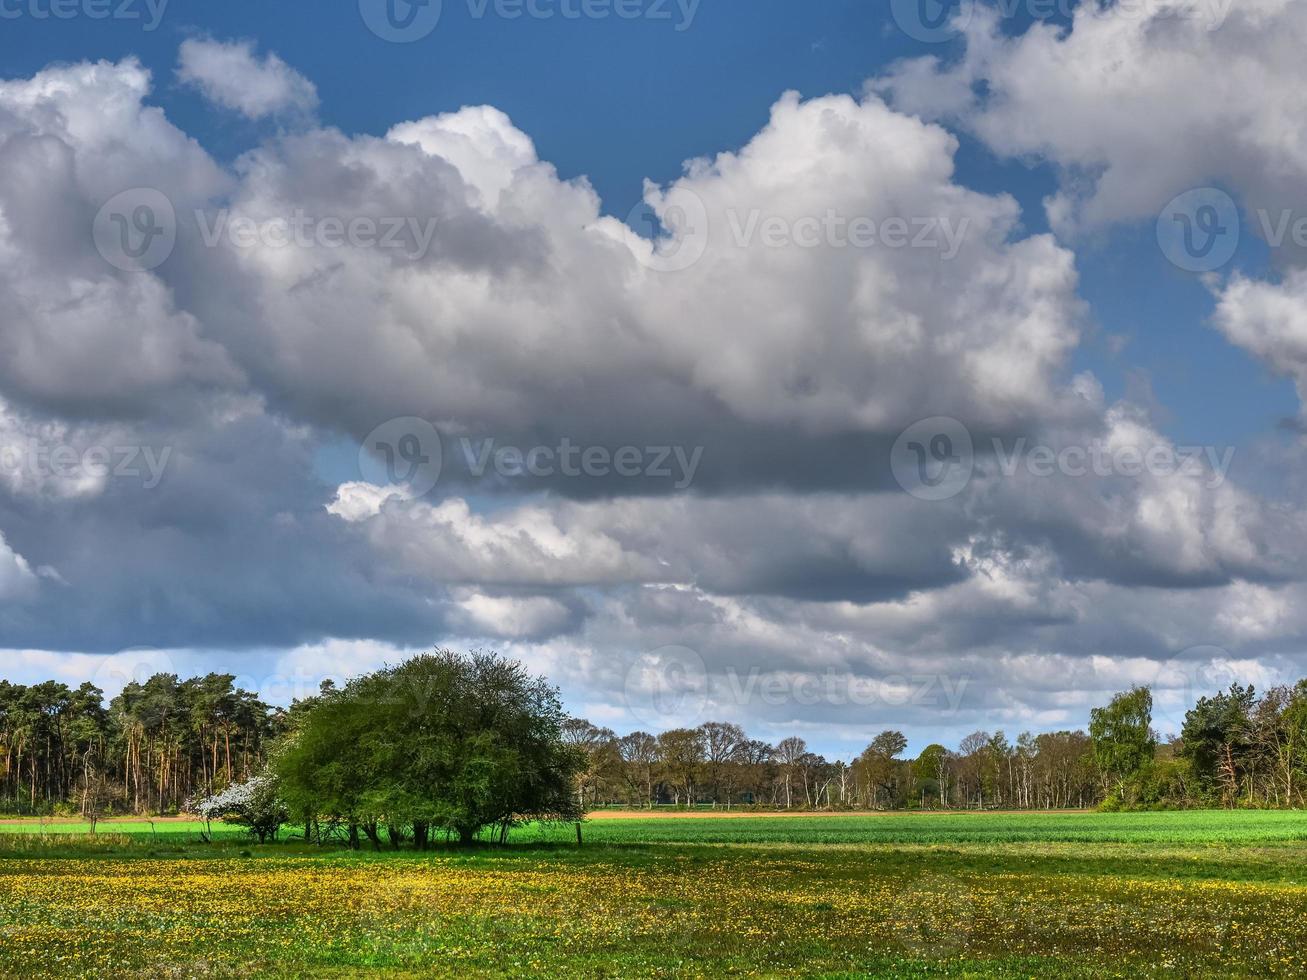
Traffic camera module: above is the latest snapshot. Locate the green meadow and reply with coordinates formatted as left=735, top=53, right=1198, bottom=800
left=1, top=810, right=1305, bottom=978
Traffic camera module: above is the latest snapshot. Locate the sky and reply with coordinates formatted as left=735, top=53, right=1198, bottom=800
left=1, top=0, right=1306, bottom=759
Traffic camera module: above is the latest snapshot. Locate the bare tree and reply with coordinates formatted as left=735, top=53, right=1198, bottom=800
left=697, top=722, right=746, bottom=807
left=774, top=737, right=806, bottom=809
left=657, top=729, right=706, bottom=806
left=617, top=731, right=658, bottom=807
left=561, top=719, right=619, bottom=809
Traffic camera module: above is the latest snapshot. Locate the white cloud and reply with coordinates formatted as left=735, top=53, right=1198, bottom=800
left=389, top=106, right=539, bottom=209
left=177, top=38, right=318, bottom=121
left=269, top=639, right=418, bottom=699
left=0, top=59, right=236, bottom=416
left=1214, top=270, right=1307, bottom=414
left=0, top=400, right=109, bottom=500
left=975, top=405, right=1290, bottom=584
left=0, top=531, right=36, bottom=600
left=874, top=0, right=1307, bottom=237
left=331, top=492, right=659, bottom=588
left=325, top=481, right=412, bottom=522
left=449, top=592, right=574, bottom=639
left=329, top=394, right=1297, bottom=601
left=0, top=55, right=1092, bottom=463
left=173, top=83, right=1086, bottom=444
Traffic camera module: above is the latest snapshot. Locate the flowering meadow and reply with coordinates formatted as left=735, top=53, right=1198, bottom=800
left=0, top=811, right=1305, bottom=977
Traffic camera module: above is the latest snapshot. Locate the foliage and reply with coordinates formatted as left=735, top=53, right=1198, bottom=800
left=0, top=674, right=281, bottom=816
left=5, top=663, right=1307, bottom=819
left=273, top=650, right=585, bottom=845
left=1090, top=687, right=1157, bottom=799
left=190, top=776, right=287, bottom=843
left=1182, top=684, right=1258, bottom=804
left=1107, top=756, right=1203, bottom=811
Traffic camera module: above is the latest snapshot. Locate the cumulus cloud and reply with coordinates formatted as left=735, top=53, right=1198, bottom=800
left=450, top=575, right=1307, bottom=748
left=0, top=59, right=236, bottom=416
left=329, top=395, right=1298, bottom=605
left=0, top=46, right=1304, bottom=746
left=0, top=400, right=113, bottom=500
left=0, top=407, right=451, bottom=652
left=874, top=0, right=1307, bottom=238
left=449, top=592, right=576, bottom=640
left=1214, top=271, right=1307, bottom=414
left=328, top=487, right=966, bottom=598
left=863, top=0, right=1307, bottom=507
left=163, top=84, right=1086, bottom=463
left=177, top=38, right=318, bottom=121
left=330, top=491, right=660, bottom=588
left=973, top=406, right=1294, bottom=587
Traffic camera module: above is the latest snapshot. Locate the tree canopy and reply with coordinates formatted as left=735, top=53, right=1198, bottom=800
left=1089, top=686, right=1156, bottom=799
left=273, top=650, right=584, bottom=845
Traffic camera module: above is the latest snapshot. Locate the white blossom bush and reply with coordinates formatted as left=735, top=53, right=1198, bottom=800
left=188, top=776, right=287, bottom=843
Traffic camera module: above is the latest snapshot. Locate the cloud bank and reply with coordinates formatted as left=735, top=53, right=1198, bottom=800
left=2, top=25, right=1306, bottom=750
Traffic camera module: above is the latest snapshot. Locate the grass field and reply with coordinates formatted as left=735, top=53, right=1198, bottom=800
left=1, top=810, right=1305, bottom=978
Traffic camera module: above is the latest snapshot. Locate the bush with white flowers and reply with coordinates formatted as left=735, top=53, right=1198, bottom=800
left=189, top=775, right=287, bottom=843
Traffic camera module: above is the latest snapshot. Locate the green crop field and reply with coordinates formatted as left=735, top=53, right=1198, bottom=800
left=1, top=810, right=1305, bottom=978
left=515, top=808, right=1307, bottom=846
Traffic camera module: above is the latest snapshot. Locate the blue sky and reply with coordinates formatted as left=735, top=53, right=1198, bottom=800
left=2, top=0, right=1306, bottom=755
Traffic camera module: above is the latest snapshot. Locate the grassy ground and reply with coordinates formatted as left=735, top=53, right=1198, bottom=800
left=518, top=808, right=1307, bottom=846
left=0, top=811, right=1305, bottom=978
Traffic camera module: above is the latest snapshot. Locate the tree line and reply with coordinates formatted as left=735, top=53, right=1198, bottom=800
left=565, top=680, right=1307, bottom=811
left=562, top=721, right=1104, bottom=810
left=3, top=657, right=1306, bottom=819
left=1088, top=684, right=1307, bottom=809
left=0, top=674, right=283, bottom=816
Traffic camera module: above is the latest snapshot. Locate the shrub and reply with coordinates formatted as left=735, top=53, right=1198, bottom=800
left=190, top=776, right=287, bottom=843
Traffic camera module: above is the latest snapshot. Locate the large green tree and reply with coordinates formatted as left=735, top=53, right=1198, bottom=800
left=1181, top=684, right=1258, bottom=806
left=274, top=650, right=585, bottom=846
left=1089, top=687, right=1157, bottom=800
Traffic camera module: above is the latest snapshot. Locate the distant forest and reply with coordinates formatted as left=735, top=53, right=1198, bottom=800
left=1, top=670, right=1304, bottom=816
